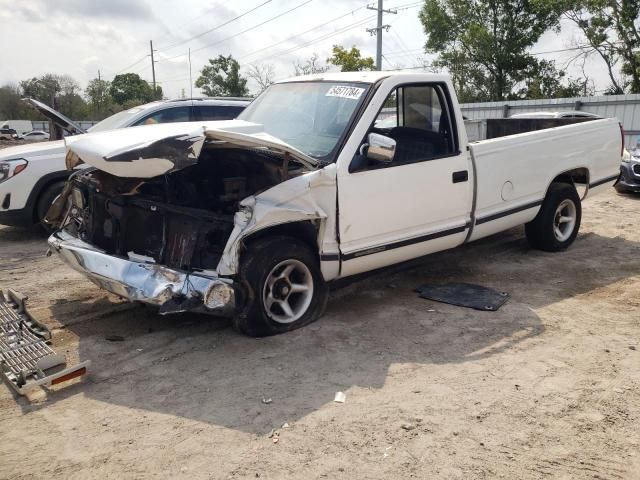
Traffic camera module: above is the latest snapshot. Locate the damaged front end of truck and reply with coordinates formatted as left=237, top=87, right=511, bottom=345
left=46, top=121, right=336, bottom=317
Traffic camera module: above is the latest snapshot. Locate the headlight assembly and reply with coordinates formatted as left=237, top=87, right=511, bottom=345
left=0, top=159, right=28, bottom=183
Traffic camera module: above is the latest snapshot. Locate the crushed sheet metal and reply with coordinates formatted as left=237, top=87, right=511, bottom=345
left=64, top=123, right=209, bottom=178
left=0, top=289, right=90, bottom=395
left=217, top=166, right=336, bottom=276
left=205, top=128, right=319, bottom=169
left=48, top=230, right=236, bottom=316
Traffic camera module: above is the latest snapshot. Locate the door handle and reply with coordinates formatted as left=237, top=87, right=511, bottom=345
left=452, top=170, right=469, bottom=183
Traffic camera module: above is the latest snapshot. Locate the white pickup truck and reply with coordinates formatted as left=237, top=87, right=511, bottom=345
left=46, top=72, right=622, bottom=336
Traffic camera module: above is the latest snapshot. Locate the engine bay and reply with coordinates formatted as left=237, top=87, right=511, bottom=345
left=62, top=146, right=306, bottom=271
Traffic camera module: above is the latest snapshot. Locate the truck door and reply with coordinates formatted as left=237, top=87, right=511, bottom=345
left=337, top=82, right=472, bottom=277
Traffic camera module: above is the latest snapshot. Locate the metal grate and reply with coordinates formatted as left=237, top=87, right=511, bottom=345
left=0, top=289, right=89, bottom=394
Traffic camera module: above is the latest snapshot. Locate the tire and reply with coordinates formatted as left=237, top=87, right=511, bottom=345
left=36, top=181, right=66, bottom=233
left=233, top=235, right=329, bottom=337
left=525, top=182, right=581, bottom=252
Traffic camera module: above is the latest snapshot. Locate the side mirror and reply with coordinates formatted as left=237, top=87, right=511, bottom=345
left=360, top=132, right=396, bottom=164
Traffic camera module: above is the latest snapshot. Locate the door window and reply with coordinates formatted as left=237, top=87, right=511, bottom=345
left=354, top=83, right=457, bottom=171
left=194, top=105, right=245, bottom=121
left=133, top=106, right=192, bottom=126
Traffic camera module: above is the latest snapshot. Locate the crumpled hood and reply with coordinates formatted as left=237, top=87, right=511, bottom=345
left=64, top=119, right=319, bottom=178
left=0, top=139, right=65, bottom=160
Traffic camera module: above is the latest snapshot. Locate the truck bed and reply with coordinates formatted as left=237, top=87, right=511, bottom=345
left=468, top=118, right=621, bottom=242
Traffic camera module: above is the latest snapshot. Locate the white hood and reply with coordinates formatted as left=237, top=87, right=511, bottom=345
left=0, top=140, right=65, bottom=160
left=65, top=120, right=319, bottom=178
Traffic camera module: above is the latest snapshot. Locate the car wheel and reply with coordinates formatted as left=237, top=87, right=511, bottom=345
left=525, top=182, right=582, bottom=252
left=36, top=181, right=66, bottom=233
left=234, top=235, right=329, bottom=337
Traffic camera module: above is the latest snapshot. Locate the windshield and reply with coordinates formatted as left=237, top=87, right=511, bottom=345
left=238, top=81, right=369, bottom=159
left=88, top=103, right=163, bottom=133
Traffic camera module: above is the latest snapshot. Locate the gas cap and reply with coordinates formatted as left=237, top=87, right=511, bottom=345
left=501, top=181, right=514, bottom=201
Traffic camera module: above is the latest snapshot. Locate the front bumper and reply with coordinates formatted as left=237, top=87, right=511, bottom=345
left=48, top=230, right=236, bottom=316
left=616, top=162, right=640, bottom=193
left=0, top=206, right=34, bottom=227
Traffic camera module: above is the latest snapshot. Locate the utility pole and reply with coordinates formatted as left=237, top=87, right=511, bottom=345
left=367, top=0, right=396, bottom=71
left=98, top=70, right=101, bottom=81
left=150, top=40, right=157, bottom=97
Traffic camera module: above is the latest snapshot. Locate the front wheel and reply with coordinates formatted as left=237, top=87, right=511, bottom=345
left=525, top=182, right=581, bottom=252
left=234, top=236, right=329, bottom=337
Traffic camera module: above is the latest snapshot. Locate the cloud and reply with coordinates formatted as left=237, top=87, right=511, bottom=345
left=6, top=0, right=154, bottom=22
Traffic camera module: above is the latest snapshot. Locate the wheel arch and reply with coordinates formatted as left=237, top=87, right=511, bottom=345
left=241, top=220, right=321, bottom=259
left=27, top=170, right=71, bottom=223
left=548, top=167, right=590, bottom=200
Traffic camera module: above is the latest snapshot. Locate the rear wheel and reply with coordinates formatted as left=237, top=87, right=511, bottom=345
left=234, top=236, right=328, bottom=337
left=525, top=182, right=581, bottom=252
left=36, top=181, right=66, bottom=233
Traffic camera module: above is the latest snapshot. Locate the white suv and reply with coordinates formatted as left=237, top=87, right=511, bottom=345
left=0, top=97, right=250, bottom=229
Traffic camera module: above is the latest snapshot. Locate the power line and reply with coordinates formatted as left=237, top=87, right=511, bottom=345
left=113, top=55, right=149, bottom=75
left=250, top=15, right=377, bottom=64
left=166, top=0, right=314, bottom=61
left=158, top=0, right=274, bottom=52
left=238, top=5, right=368, bottom=61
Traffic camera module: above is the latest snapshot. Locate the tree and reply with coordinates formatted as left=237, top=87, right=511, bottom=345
left=0, top=84, right=35, bottom=120
left=293, top=53, right=329, bottom=76
left=246, top=63, right=275, bottom=94
left=195, top=55, right=249, bottom=97
left=420, top=0, right=565, bottom=101
left=565, top=0, right=640, bottom=93
left=519, top=59, right=587, bottom=98
left=86, top=78, right=113, bottom=119
left=20, top=74, right=62, bottom=105
left=327, top=45, right=375, bottom=72
left=109, top=73, right=156, bottom=105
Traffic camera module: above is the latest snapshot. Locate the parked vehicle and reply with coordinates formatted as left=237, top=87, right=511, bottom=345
left=0, top=128, right=18, bottom=140
left=17, top=130, right=50, bottom=142
left=45, top=72, right=622, bottom=336
left=0, top=97, right=251, bottom=229
left=511, top=111, right=602, bottom=119
left=615, top=143, right=640, bottom=193
left=0, top=120, right=32, bottom=135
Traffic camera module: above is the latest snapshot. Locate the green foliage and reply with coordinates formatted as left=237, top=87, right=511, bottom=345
left=519, top=59, right=590, bottom=98
left=85, top=79, right=115, bottom=119
left=566, top=0, right=640, bottom=93
left=327, top=45, right=375, bottom=72
left=420, top=0, right=568, bottom=101
left=109, top=73, right=159, bottom=105
left=195, top=55, right=249, bottom=97
left=0, top=84, right=34, bottom=120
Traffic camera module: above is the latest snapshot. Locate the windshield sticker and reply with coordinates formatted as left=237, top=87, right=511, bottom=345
left=326, top=86, right=365, bottom=100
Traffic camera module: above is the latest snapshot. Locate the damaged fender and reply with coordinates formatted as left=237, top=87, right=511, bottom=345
left=217, top=164, right=340, bottom=281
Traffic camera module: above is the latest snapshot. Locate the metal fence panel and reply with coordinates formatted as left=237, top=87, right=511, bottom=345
left=460, top=94, right=640, bottom=148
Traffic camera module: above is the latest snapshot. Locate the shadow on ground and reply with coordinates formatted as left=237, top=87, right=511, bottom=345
left=16, top=228, right=640, bottom=435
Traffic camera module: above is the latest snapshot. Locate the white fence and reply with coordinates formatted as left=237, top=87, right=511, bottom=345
left=461, top=94, right=640, bottom=148
left=31, top=120, right=99, bottom=132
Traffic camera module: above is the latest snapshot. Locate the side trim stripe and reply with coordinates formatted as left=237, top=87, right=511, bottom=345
left=475, top=199, right=543, bottom=225
left=319, top=253, right=340, bottom=261
left=342, top=223, right=469, bottom=261
left=589, top=174, right=619, bottom=189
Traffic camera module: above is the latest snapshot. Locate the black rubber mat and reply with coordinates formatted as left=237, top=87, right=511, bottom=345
left=415, top=282, right=509, bottom=311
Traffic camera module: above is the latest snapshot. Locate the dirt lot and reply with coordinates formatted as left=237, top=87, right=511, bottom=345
left=0, top=187, right=639, bottom=479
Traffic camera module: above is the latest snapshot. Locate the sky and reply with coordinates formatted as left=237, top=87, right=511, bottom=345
left=0, top=0, right=613, bottom=100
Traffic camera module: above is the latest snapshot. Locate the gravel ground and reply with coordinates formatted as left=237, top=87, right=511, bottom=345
left=0, top=186, right=638, bottom=479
